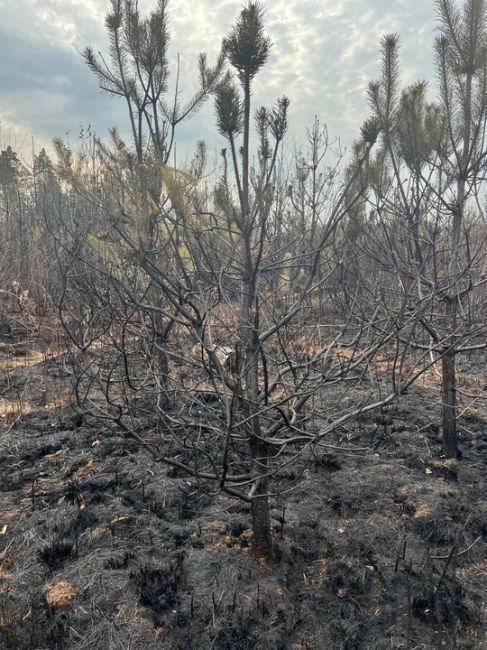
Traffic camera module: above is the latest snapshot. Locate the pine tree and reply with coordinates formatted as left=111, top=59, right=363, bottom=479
left=214, top=2, right=286, bottom=557
left=367, top=0, right=487, bottom=458
left=83, top=0, right=224, bottom=163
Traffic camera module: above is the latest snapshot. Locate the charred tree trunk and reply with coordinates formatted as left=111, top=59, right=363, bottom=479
left=441, top=346, right=458, bottom=458
left=249, top=437, right=272, bottom=557
left=152, top=286, right=171, bottom=410
left=241, top=249, right=272, bottom=558
left=438, top=58, right=473, bottom=460
left=155, top=326, right=171, bottom=409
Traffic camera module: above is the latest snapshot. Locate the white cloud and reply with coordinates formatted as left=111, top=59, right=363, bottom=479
left=0, top=0, right=439, bottom=159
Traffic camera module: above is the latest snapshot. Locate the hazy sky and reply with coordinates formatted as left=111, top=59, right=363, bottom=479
left=0, top=0, right=438, bottom=162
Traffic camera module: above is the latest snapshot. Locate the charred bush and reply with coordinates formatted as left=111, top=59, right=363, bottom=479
left=228, top=520, right=249, bottom=538
left=412, top=576, right=480, bottom=626
left=413, top=503, right=467, bottom=545
left=326, top=561, right=373, bottom=599
left=62, top=479, right=83, bottom=506
left=78, top=476, right=117, bottom=505
left=330, top=618, right=367, bottom=650
left=172, top=527, right=191, bottom=547
left=38, top=510, right=96, bottom=569
left=130, top=552, right=185, bottom=617
left=38, top=537, right=74, bottom=569
left=211, top=615, right=261, bottom=650
left=103, top=550, right=136, bottom=570
left=21, top=440, right=64, bottom=464
left=315, top=453, right=342, bottom=472
left=54, top=508, right=97, bottom=537
left=0, top=599, right=70, bottom=650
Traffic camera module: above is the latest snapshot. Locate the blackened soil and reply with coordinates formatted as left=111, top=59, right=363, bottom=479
left=0, top=350, right=486, bottom=649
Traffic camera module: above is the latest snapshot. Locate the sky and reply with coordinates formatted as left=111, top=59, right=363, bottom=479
left=0, top=0, right=438, bottom=164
